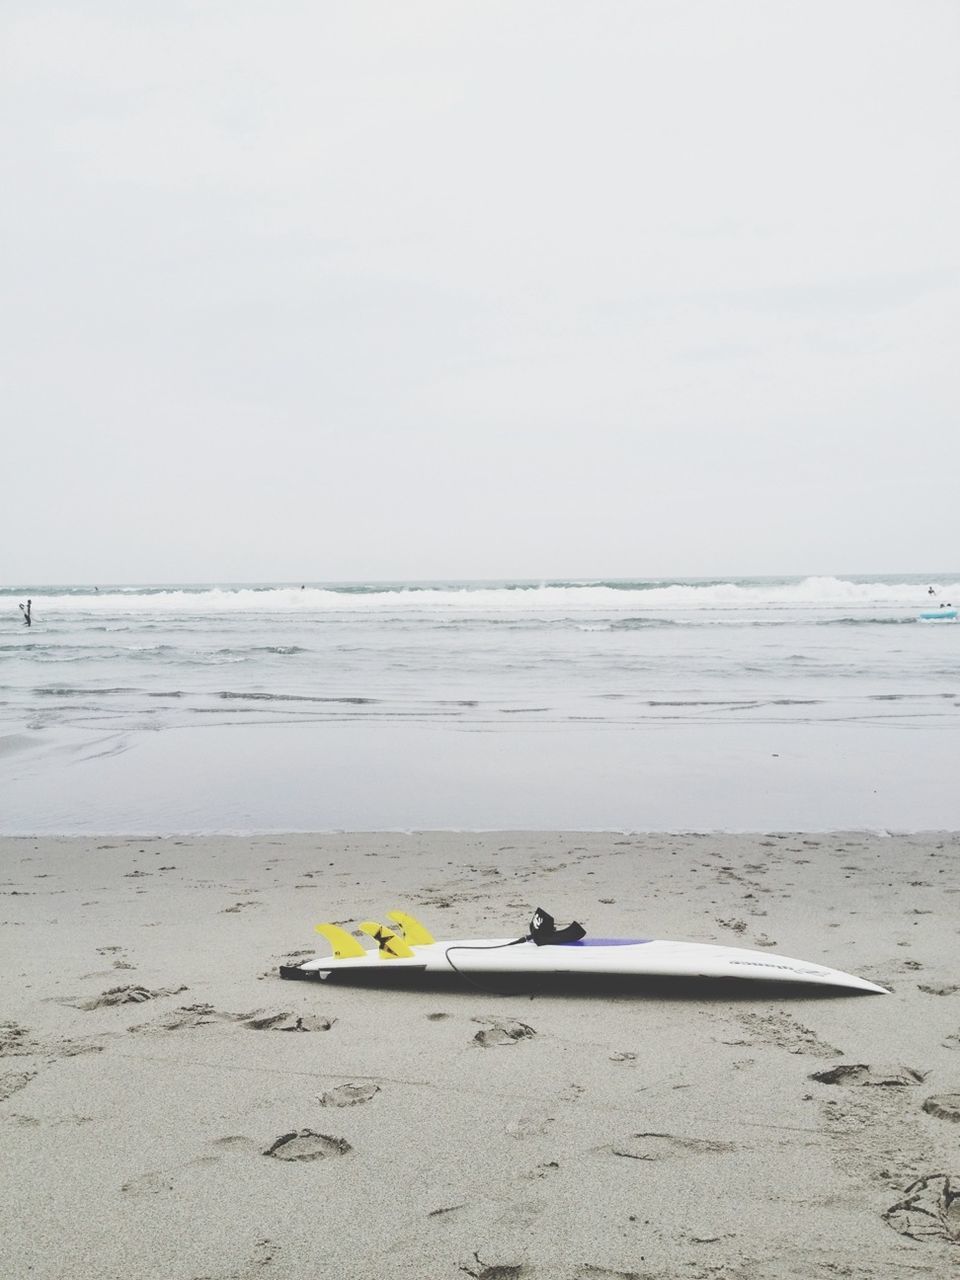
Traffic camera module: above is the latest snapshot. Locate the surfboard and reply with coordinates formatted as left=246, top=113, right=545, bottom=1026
left=280, top=910, right=888, bottom=994
left=919, top=609, right=957, bottom=621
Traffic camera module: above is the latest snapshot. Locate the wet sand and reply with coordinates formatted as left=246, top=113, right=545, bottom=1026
left=2, top=831, right=959, bottom=1278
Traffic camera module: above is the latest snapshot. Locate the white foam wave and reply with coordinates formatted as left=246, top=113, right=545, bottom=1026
left=18, top=577, right=960, bottom=616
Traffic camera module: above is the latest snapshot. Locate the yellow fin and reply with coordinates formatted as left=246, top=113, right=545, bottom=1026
left=387, top=911, right=435, bottom=945
left=357, top=921, right=415, bottom=959
left=314, top=922, right=368, bottom=960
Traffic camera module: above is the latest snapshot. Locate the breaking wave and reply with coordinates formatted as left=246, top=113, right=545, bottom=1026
left=4, top=576, right=958, bottom=616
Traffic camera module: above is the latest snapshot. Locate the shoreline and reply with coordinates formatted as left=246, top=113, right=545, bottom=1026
left=1, top=824, right=960, bottom=844
left=8, top=715, right=960, bottom=835
left=2, top=824, right=958, bottom=841
left=3, top=831, right=959, bottom=1277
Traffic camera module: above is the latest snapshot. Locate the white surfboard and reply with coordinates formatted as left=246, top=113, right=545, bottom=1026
left=281, top=911, right=888, bottom=994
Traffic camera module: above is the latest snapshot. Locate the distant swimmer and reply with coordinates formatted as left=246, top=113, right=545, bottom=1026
left=928, top=585, right=936, bottom=594
left=19, top=599, right=32, bottom=627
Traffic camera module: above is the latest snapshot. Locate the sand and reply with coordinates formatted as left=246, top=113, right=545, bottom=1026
left=1, top=831, right=959, bottom=1279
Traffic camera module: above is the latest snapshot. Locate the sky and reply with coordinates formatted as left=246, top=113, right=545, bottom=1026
left=2, top=0, right=958, bottom=584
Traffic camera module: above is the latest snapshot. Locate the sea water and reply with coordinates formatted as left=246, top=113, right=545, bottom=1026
left=1, top=575, right=958, bottom=833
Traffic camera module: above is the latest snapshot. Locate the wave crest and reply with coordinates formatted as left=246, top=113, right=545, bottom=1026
left=7, top=576, right=959, bottom=615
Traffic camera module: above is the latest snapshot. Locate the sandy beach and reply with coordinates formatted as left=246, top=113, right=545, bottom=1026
left=2, top=831, right=959, bottom=1279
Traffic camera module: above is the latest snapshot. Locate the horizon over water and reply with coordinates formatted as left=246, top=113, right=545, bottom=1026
left=2, top=572, right=959, bottom=834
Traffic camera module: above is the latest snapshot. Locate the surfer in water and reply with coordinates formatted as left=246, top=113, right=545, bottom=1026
left=19, top=599, right=32, bottom=627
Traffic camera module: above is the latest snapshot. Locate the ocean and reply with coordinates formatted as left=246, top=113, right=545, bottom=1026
left=2, top=575, right=959, bottom=833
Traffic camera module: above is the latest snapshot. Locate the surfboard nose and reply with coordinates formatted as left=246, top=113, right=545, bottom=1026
left=830, top=971, right=889, bottom=994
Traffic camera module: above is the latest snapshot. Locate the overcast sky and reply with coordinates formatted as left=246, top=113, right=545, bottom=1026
left=2, top=1, right=958, bottom=584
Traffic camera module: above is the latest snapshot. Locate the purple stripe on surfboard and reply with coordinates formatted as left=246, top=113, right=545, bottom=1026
left=557, top=938, right=651, bottom=947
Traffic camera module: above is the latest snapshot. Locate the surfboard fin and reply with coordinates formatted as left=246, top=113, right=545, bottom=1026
left=314, top=922, right=368, bottom=959
left=358, top=921, right=415, bottom=959
left=387, top=911, right=435, bottom=945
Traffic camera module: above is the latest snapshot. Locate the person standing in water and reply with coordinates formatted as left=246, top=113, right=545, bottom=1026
left=19, top=599, right=32, bottom=626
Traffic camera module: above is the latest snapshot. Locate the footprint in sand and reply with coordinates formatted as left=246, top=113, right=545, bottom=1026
left=736, top=1011, right=840, bottom=1056
left=53, top=1038, right=104, bottom=1059
left=462, top=1258, right=646, bottom=1280
left=318, top=1083, right=380, bottom=1108
left=0, top=1070, right=35, bottom=1101
left=514, top=1161, right=560, bottom=1182
left=883, top=1174, right=960, bottom=1243
left=211, top=1135, right=260, bottom=1153
left=247, top=1239, right=280, bottom=1270
left=576, top=1269, right=647, bottom=1280
left=922, top=1095, right=960, bottom=1122
left=611, top=1132, right=736, bottom=1160
left=244, top=1011, right=335, bottom=1032
left=920, top=983, right=960, bottom=996
left=74, top=984, right=187, bottom=1010
left=133, top=1003, right=224, bottom=1031
left=1, top=1022, right=103, bottom=1062
left=810, top=1064, right=927, bottom=1087
left=471, top=1019, right=536, bottom=1048
left=200, top=1238, right=280, bottom=1278
left=262, top=1131, right=351, bottom=1161
left=130, top=1006, right=335, bottom=1033
left=121, top=1170, right=177, bottom=1196
left=716, top=917, right=748, bottom=934
left=0, top=1022, right=35, bottom=1056
left=461, top=1259, right=528, bottom=1280
left=505, top=1103, right=554, bottom=1138
left=120, top=1144, right=242, bottom=1197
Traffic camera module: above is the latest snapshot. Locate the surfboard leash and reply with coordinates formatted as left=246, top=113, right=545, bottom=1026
left=442, top=909, right=587, bottom=995
left=442, top=937, right=533, bottom=997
